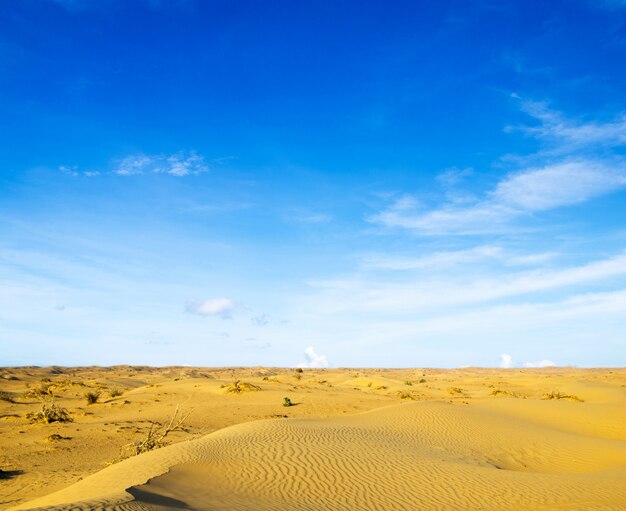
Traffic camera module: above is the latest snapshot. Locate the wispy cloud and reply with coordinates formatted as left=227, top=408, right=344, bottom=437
left=185, top=297, right=235, bottom=318
left=370, top=102, right=626, bottom=235
left=114, top=151, right=208, bottom=176
left=307, top=251, right=626, bottom=313
left=362, top=245, right=557, bottom=271
left=58, top=150, right=209, bottom=178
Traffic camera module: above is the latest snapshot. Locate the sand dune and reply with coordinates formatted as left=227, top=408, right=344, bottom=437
left=2, top=367, right=625, bottom=510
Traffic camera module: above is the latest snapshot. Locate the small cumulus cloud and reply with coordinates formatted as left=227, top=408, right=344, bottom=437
left=185, top=298, right=235, bottom=319
left=500, top=353, right=513, bottom=368
left=523, top=359, right=556, bottom=368
left=297, top=346, right=330, bottom=368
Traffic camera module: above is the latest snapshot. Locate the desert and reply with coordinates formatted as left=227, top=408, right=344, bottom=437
left=1, top=366, right=625, bottom=510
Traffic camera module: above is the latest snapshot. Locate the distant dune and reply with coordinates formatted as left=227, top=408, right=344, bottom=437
left=1, top=366, right=625, bottom=510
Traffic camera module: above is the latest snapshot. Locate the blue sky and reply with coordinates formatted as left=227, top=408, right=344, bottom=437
left=1, top=0, right=626, bottom=367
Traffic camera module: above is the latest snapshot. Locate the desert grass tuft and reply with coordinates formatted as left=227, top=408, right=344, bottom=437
left=85, top=390, right=101, bottom=404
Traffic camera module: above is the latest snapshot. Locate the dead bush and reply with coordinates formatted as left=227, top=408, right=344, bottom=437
left=122, top=405, right=190, bottom=457
left=28, top=401, right=72, bottom=424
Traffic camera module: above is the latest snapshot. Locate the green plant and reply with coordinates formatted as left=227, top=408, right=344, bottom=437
left=419, top=378, right=426, bottom=383
left=85, top=390, right=100, bottom=404
left=283, top=396, right=293, bottom=407
left=404, top=381, right=413, bottom=386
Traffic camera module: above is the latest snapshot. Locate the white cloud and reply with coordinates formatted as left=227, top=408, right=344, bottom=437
left=523, top=359, right=556, bottom=368
left=363, top=245, right=503, bottom=270
left=371, top=159, right=626, bottom=235
left=297, top=346, right=329, bottom=368
left=114, top=151, right=208, bottom=176
left=185, top=298, right=235, bottom=318
left=500, top=353, right=513, bottom=368
left=514, top=99, right=626, bottom=151
left=362, top=246, right=558, bottom=271
left=370, top=102, right=626, bottom=235
left=492, top=161, right=626, bottom=211
left=307, top=251, right=626, bottom=314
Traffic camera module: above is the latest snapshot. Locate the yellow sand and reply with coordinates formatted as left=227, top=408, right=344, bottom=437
left=1, top=366, right=625, bottom=510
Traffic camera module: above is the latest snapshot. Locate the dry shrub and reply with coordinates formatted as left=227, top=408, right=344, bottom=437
left=122, top=405, right=190, bottom=457
left=109, top=388, right=123, bottom=398
left=447, top=387, right=464, bottom=395
left=221, top=380, right=261, bottom=394
left=396, top=391, right=415, bottom=400
left=0, top=391, right=14, bottom=403
left=542, top=391, right=583, bottom=402
left=24, top=381, right=54, bottom=399
left=490, top=389, right=519, bottom=398
left=28, top=401, right=72, bottom=424
left=46, top=433, right=71, bottom=442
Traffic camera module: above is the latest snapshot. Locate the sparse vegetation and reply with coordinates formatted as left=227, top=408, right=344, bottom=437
left=404, top=381, right=413, bottom=386
left=46, top=433, right=71, bottom=442
left=221, top=380, right=261, bottom=394
left=24, top=381, right=54, bottom=399
left=447, top=387, right=464, bottom=395
left=397, top=391, right=415, bottom=400
left=28, top=401, right=72, bottom=424
left=122, top=405, right=190, bottom=457
left=0, top=391, right=14, bottom=403
left=85, top=390, right=101, bottom=404
left=283, top=396, right=294, bottom=407
left=419, top=378, right=426, bottom=383
left=109, top=388, right=123, bottom=398
left=490, top=389, right=519, bottom=398
left=295, top=367, right=303, bottom=373
left=542, top=391, right=583, bottom=402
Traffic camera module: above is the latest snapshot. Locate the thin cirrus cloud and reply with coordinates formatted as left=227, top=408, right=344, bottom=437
left=58, top=150, right=209, bottom=178
left=371, top=160, right=626, bottom=235
left=307, top=251, right=626, bottom=314
left=361, top=245, right=557, bottom=271
left=114, top=151, right=208, bottom=177
left=369, top=102, right=626, bottom=235
left=185, top=298, right=235, bottom=319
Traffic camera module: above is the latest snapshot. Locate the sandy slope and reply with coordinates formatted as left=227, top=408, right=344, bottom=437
left=2, top=367, right=625, bottom=510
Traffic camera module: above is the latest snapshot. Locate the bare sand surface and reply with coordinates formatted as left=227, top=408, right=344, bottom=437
left=1, top=366, right=625, bottom=510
